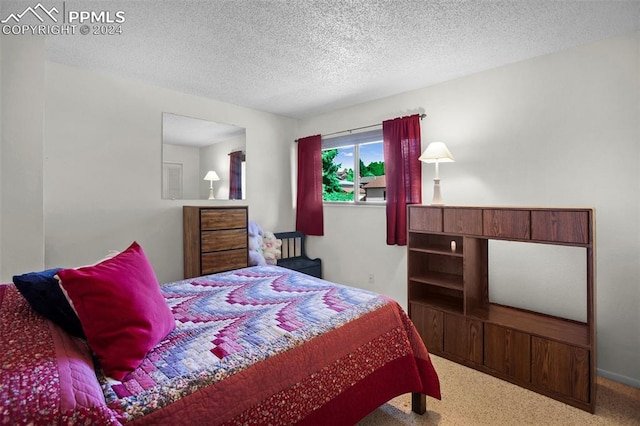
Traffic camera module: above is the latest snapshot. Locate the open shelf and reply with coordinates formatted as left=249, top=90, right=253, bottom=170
left=409, top=273, right=463, bottom=291
left=409, top=233, right=464, bottom=255
left=409, top=246, right=464, bottom=257
left=468, top=304, right=590, bottom=348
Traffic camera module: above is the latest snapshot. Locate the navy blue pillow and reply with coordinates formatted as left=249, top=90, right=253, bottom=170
left=13, top=268, right=85, bottom=338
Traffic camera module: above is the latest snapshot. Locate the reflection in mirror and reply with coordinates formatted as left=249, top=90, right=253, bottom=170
left=162, top=113, right=246, bottom=200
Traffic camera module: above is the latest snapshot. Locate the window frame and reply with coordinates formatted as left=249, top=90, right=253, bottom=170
left=321, top=129, right=385, bottom=206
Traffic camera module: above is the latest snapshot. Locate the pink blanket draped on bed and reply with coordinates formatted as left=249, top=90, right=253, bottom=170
left=1, top=266, right=440, bottom=425
left=0, top=284, right=119, bottom=424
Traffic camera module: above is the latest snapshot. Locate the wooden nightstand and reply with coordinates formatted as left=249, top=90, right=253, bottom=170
left=183, top=206, right=248, bottom=278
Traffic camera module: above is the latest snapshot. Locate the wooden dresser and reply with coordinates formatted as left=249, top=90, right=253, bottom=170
left=407, top=205, right=596, bottom=412
left=183, top=206, right=248, bottom=278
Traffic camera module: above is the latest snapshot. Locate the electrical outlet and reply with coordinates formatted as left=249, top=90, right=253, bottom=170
left=368, top=273, right=374, bottom=284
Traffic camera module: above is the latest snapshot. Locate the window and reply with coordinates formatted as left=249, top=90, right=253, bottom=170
left=322, top=129, right=385, bottom=204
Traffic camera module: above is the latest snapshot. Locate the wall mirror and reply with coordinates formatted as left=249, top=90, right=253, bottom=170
left=162, top=113, right=246, bottom=200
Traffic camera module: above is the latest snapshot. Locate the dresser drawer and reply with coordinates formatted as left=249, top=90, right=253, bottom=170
left=202, top=229, right=247, bottom=252
left=531, top=210, right=589, bottom=244
left=483, top=209, right=530, bottom=239
left=443, top=208, right=483, bottom=235
left=408, top=206, right=443, bottom=232
left=202, top=249, right=248, bottom=275
left=200, top=208, right=247, bottom=231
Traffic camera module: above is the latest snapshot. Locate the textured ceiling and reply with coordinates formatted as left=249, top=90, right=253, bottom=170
left=8, top=0, right=640, bottom=118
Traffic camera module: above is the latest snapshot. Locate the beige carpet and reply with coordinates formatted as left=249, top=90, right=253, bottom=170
left=358, top=355, right=640, bottom=425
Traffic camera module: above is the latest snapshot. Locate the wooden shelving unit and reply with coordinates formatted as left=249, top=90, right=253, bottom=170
left=407, top=205, right=596, bottom=412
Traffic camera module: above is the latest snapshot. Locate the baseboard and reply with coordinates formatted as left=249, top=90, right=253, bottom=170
left=597, top=368, right=640, bottom=389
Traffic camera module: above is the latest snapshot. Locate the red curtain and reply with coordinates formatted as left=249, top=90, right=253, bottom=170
left=296, top=135, right=324, bottom=236
left=229, top=151, right=244, bottom=200
left=383, top=115, right=422, bottom=245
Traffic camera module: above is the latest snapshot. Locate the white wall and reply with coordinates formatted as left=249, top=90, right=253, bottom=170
left=0, top=36, right=45, bottom=279
left=0, top=36, right=296, bottom=286
left=298, top=32, right=640, bottom=387
left=0, top=36, right=3, bottom=276
left=42, top=61, right=296, bottom=284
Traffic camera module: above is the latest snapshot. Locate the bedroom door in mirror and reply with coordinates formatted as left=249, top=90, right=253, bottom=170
left=162, top=113, right=246, bottom=200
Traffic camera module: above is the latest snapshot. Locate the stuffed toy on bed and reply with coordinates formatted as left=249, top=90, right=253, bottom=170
left=262, top=231, right=282, bottom=266
left=248, top=221, right=267, bottom=266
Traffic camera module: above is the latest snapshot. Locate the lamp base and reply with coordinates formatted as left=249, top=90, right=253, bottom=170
left=208, top=188, right=215, bottom=200
left=431, top=178, right=444, bottom=205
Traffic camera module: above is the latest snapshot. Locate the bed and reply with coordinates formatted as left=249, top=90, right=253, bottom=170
left=1, top=251, right=440, bottom=425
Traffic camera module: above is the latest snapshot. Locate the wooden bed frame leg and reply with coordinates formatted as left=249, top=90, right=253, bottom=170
left=411, top=392, right=426, bottom=414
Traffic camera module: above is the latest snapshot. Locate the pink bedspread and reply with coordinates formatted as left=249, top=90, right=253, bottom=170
left=1, top=266, right=440, bottom=425
left=0, top=284, right=119, bottom=424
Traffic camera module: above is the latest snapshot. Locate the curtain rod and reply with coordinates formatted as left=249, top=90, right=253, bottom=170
left=295, top=113, right=426, bottom=142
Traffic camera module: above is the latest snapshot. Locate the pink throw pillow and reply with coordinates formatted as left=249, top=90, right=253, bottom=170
left=57, top=242, right=175, bottom=380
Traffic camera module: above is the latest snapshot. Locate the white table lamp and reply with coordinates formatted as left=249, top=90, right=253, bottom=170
left=203, top=170, right=220, bottom=199
left=419, top=142, right=455, bottom=205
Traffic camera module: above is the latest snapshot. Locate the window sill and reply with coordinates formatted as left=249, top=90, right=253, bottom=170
left=323, top=202, right=386, bottom=208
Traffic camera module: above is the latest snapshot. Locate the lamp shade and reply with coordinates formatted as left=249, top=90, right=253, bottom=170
left=203, top=171, right=220, bottom=181
left=419, top=142, right=455, bottom=163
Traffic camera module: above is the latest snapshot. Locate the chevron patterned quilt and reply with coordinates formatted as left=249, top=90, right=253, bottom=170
left=1, top=265, right=440, bottom=425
